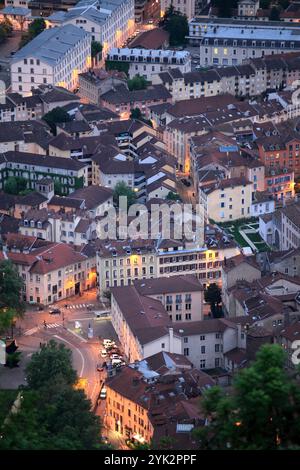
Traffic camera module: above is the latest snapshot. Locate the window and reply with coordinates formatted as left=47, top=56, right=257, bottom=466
left=184, top=337, right=188, bottom=343
left=215, top=344, right=220, bottom=352
left=215, top=358, right=220, bottom=367
left=200, top=335, right=205, bottom=341
left=183, top=348, right=189, bottom=356
left=201, top=345, right=205, bottom=354
left=200, top=359, right=206, bottom=369
left=161, top=343, right=165, bottom=349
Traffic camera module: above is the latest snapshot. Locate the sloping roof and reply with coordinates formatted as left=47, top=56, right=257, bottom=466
left=134, top=275, right=203, bottom=295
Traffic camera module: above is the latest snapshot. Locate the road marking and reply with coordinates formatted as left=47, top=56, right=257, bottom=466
left=24, top=327, right=38, bottom=336
left=66, top=328, right=87, bottom=343
left=53, top=334, right=85, bottom=378
left=46, top=323, right=61, bottom=329
left=72, top=317, right=95, bottom=321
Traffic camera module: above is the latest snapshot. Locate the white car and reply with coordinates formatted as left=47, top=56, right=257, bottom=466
left=103, top=339, right=114, bottom=347
left=111, top=358, right=124, bottom=366
left=110, top=353, right=121, bottom=360
left=101, top=349, right=107, bottom=358
left=100, top=386, right=107, bottom=399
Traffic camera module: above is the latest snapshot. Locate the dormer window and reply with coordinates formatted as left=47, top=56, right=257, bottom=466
left=30, top=220, right=35, bottom=228
left=37, top=221, right=42, bottom=229
left=24, top=220, right=28, bottom=226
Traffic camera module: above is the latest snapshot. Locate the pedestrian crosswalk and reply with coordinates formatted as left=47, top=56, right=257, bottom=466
left=24, top=323, right=61, bottom=336
left=66, top=303, right=94, bottom=310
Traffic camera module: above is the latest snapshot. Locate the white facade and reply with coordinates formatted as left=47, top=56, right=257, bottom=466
left=107, top=48, right=191, bottom=81
left=250, top=197, right=275, bottom=217
left=47, top=0, right=135, bottom=57
left=11, top=24, right=91, bottom=95
left=187, top=19, right=300, bottom=66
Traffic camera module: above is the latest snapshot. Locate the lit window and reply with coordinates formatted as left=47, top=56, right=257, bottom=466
left=224, top=48, right=228, bottom=55
left=214, top=48, right=218, bottom=55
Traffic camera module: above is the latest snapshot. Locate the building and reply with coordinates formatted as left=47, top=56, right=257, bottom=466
left=11, top=24, right=91, bottom=95
left=199, top=176, right=253, bottom=223
left=28, top=0, right=77, bottom=16
left=106, top=48, right=191, bottom=81
left=264, top=167, right=295, bottom=202
left=221, top=253, right=261, bottom=293
left=0, top=151, right=88, bottom=194
left=47, top=0, right=135, bottom=57
left=111, top=284, right=182, bottom=362
left=78, top=69, right=126, bottom=105
left=133, top=275, right=204, bottom=322
left=2, top=238, right=97, bottom=304
left=100, top=84, right=172, bottom=119
left=267, top=248, right=300, bottom=278
left=160, top=0, right=196, bottom=20
left=187, top=18, right=300, bottom=66
left=105, top=360, right=210, bottom=446
left=128, top=28, right=169, bottom=49
left=250, top=190, right=275, bottom=217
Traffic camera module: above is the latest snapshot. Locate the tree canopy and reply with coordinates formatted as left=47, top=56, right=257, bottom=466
left=42, top=107, right=72, bottom=134
left=160, top=6, right=189, bottom=46
left=194, top=344, right=300, bottom=450
left=0, top=19, right=12, bottom=45
left=0, top=340, right=102, bottom=449
left=91, top=41, right=102, bottom=58
left=4, top=176, right=28, bottom=195
left=127, top=75, right=147, bottom=91
left=113, top=181, right=137, bottom=208
left=25, top=340, right=78, bottom=389
left=204, top=283, right=223, bottom=317
left=20, top=18, right=46, bottom=48
left=0, top=260, right=25, bottom=334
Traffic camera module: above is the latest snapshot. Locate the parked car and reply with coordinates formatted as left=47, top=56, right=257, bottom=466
left=110, top=353, right=121, bottom=360
left=112, top=358, right=125, bottom=367
left=100, top=386, right=107, bottom=399
left=49, top=308, right=61, bottom=315
left=101, top=349, right=108, bottom=358
left=103, top=339, right=114, bottom=347
left=181, top=178, right=191, bottom=187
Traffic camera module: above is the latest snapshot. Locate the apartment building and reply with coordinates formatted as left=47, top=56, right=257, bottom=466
left=174, top=318, right=246, bottom=370
left=111, top=284, right=182, bottom=361
left=267, top=248, right=300, bottom=278
left=187, top=18, right=300, bottom=66
left=105, top=359, right=209, bottom=446
left=78, top=69, right=126, bottom=105
left=154, top=53, right=300, bottom=102
left=160, top=0, right=196, bottom=19
left=0, top=120, right=51, bottom=154
left=96, top=228, right=240, bottom=292
left=2, top=239, right=97, bottom=304
left=264, top=167, right=295, bottom=201
left=199, top=177, right=253, bottom=223
left=106, top=48, right=191, bottom=80
left=133, top=275, right=204, bottom=322
left=0, top=151, right=88, bottom=194
left=47, top=0, right=135, bottom=57
left=11, top=24, right=91, bottom=95
left=221, top=253, right=261, bottom=294
left=100, top=84, right=172, bottom=119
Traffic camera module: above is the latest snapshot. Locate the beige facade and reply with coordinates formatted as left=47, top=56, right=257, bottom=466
left=199, top=178, right=253, bottom=223
left=160, top=0, right=195, bottom=19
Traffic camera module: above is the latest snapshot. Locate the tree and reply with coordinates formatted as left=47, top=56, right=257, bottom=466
left=42, top=107, right=72, bottom=134
left=204, top=283, right=222, bottom=317
left=130, top=107, right=143, bottom=120
left=127, top=75, right=147, bottom=91
left=54, top=180, right=63, bottom=196
left=0, top=381, right=101, bottom=449
left=161, top=7, right=189, bottom=46
left=166, top=191, right=181, bottom=201
left=91, top=40, right=102, bottom=58
left=0, top=260, right=25, bottom=334
left=4, top=176, right=28, bottom=195
left=0, top=19, right=12, bottom=45
left=20, top=18, right=46, bottom=48
left=113, top=181, right=137, bottom=208
left=25, top=340, right=77, bottom=389
left=105, top=60, right=129, bottom=75
left=269, top=6, right=280, bottom=21
left=194, top=344, right=300, bottom=450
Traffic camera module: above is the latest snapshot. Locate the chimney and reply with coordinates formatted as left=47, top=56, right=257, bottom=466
left=169, top=327, right=174, bottom=353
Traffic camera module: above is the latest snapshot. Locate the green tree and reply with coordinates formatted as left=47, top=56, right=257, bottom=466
left=161, top=7, right=189, bottom=46
left=42, top=107, right=72, bottom=134
left=0, top=19, right=12, bottom=45
left=4, top=176, right=28, bottom=195
left=25, top=340, right=77, bottom=389
left=130, top=107, right=143, bottom=120
left=0, top=382, right=101, bottom=449
left=269, top=6, right=280, bottom=21
left=113, top=181, right=137, bottom=208
left=194, top=344, right=300, bottom=450
left=127, top=75, right=147, bottom=91
left=166, top=191, right=181, bottom=201
left=105, top=60, right=129, bottom=75
left=54, top=180, right=63, bottom=196
left=20, top=18, right=46, bottom=48
left=0, top=260, right=25, bottom=334
left=91, top=40, right=102, bottom=58
left=204, top=283, right=222, bottom=317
